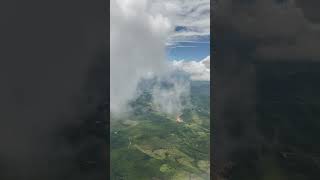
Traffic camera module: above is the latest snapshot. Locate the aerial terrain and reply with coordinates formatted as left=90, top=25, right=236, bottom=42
left=110, top=81, right=210, bottom=180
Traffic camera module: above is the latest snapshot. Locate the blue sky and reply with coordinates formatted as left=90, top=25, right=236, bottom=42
left=150, top=0, right=210, bottom=62
left=166, top=34, right=210, bottom=61
left=110, top=0, right=210, bottom=114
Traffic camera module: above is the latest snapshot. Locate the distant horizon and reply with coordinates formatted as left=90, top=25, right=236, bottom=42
left=166, top=35, right=210, bottom=61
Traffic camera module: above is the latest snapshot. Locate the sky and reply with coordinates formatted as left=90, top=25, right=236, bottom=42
left=110, top=0, right=210, bottom=116
left=148, top=0, right=210, bottom=61
left=166, top=35, right=210, bottom=61
left=152, top=0, right=211, bottom=81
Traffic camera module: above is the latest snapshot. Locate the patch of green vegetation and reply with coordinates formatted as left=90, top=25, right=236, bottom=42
left=160, top=164, right=174, bottom=173
left=172, top=170, right=190, bottom=180
left=121, top=119, right=139, bottom=126
left=197, top=160, right=210, bottom=172
left=110, top=81, right=210, bottom=180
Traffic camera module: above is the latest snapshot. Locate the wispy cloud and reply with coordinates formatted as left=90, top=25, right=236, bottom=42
left=152, top=73, right=191, bottom=116
left=110, top=0, right=209, bottom=117
left=110, top=0, right=171, bottom=116
left=167, top=45, right=198, bottom=49
left=172, top=56, right=210, bottom=81
left=171, top=41, right=210, bottom=44
left=148, top=0, right=210, bottom=45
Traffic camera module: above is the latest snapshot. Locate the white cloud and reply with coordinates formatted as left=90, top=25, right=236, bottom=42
left=152, top=74, right=191, bottom=115
left=111, top=0, right=171, bottom=116
left=148, top=0, right=210, bottom=45
left=172, top=56, right=210, bottom=81
left=110, top=0, right=209, bottom=117
left=167, top=45, right=197, bottom=48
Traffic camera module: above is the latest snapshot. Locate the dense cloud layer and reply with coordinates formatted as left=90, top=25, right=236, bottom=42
left=149, top=0, right=210, bottom=44
left=110, top=0, right=171, bottom=116
left=172, top=56, right=210, bottom=81
left=111, top=0, right=211, bottom=118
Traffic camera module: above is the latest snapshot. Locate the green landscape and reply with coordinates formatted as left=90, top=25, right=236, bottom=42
left=110, top=81, right=210, bottom=180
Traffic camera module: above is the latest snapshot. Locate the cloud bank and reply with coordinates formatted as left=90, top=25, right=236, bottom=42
left=172, top=56, right=210, bottom=81
left=110, top=0, right=172, bottom=116
left=111, top=0, right=210, bottom=117
left=149, top=0, right=210, bottom=44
